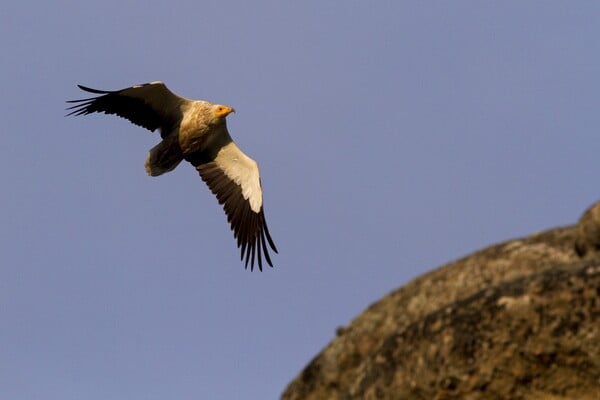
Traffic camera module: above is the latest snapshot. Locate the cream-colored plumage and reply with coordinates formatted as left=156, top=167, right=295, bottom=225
left=214, top=142, right=263, bottom=213
left=67, top=81, right=277, bottom=270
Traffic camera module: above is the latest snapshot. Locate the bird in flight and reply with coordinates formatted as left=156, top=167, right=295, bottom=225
left=67, top=81, right=277, bottom=271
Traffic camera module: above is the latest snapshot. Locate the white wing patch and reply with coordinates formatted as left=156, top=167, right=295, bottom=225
left=215, top=142, right=263, bottom=213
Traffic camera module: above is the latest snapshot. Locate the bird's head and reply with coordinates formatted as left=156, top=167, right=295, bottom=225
left=214, top=104, right=235, bottom=119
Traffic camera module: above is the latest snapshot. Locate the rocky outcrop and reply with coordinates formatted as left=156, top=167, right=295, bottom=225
left=282, top=202, right=600, bottom=399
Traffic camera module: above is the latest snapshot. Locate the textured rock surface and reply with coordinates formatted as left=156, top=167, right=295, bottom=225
left=575, top=202, right=600, bottom=257
left=282, top=202, right=600, bottom=399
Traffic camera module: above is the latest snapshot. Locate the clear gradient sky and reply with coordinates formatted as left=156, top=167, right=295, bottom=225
left=1, top=2, right=599, bottom=399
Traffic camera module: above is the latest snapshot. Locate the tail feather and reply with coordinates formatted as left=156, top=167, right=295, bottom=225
left=145, top=134, right=184, bottom=176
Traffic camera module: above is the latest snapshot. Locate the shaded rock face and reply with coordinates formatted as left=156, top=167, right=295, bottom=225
left=575, top=202, right=600, bottom=257
left=282, top=202, right=600, bottom=400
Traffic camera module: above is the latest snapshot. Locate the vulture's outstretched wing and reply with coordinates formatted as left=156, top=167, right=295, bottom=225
left=66, top=81, right=185, bottom=137
left=190, top=142, right=278, bottom=271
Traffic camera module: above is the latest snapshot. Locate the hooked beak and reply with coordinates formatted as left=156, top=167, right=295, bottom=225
left=216, top=105, right=235, bottom=118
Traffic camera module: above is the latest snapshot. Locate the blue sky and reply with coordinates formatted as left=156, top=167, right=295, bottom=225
left=1, top=2, right=599, bottom=399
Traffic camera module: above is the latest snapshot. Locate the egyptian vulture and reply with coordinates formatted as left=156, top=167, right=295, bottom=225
left=67, top=81, right=277, bottom=271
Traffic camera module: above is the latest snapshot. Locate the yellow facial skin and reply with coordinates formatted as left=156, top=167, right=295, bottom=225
left=215, top=105, right=235, bottom=118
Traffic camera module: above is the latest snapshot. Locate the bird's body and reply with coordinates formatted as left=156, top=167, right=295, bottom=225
left=67, top=81, right=277, bottom=270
